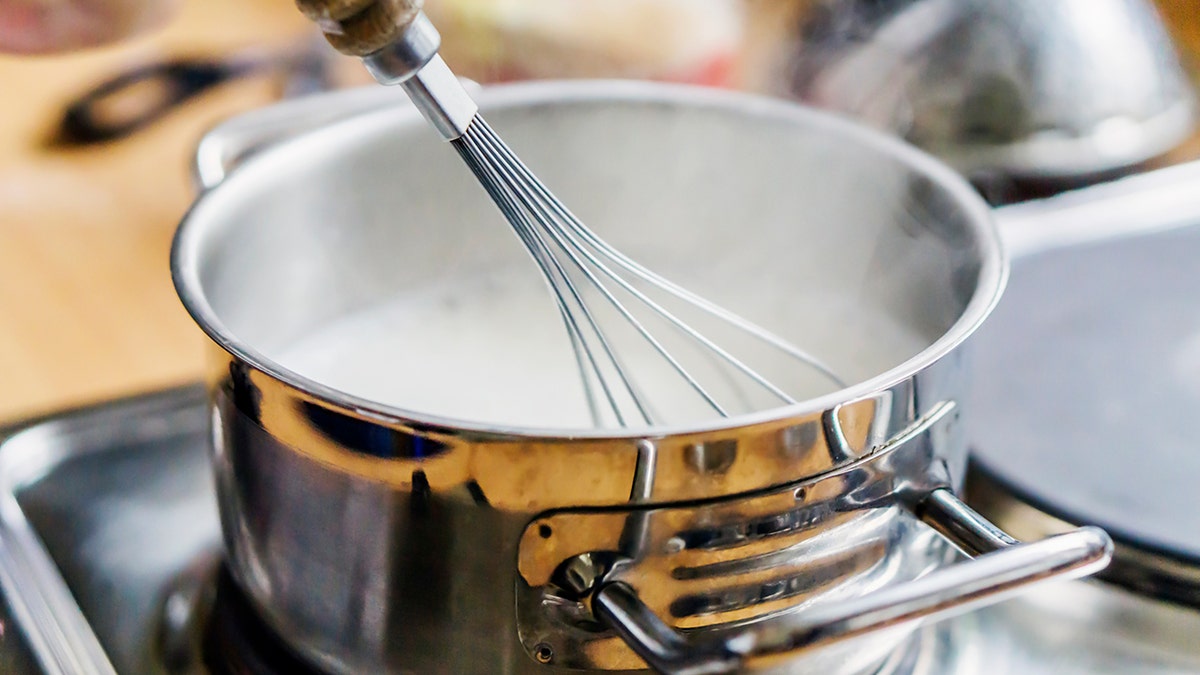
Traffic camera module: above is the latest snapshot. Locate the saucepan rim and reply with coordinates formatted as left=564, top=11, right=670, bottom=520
left=171, top=79, right=1008, bottom=440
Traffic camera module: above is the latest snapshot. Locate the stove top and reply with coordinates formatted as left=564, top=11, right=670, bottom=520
left=3, top=162, right=1200, bottom=674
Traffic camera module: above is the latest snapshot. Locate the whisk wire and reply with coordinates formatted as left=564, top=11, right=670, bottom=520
left=452, top=117, right=849, bottom=427
left=455, top=130, right=655, bottom=425
left=455, top=153, right=632, bottom=425
left=499, top=130, right=848, bottom=390
left=466, top=121, right=733, bottom=419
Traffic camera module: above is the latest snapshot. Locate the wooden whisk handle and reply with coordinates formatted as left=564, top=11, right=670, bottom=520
left=295, top=0, right=423, bottom=57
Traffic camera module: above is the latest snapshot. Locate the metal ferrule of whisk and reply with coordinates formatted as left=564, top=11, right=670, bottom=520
left=362, top=15, right=478, bottom=140
left=296, top=0, right=477, bottom=140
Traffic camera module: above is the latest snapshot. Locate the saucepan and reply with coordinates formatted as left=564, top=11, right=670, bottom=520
left=171, top=81, right=1111, bottom=674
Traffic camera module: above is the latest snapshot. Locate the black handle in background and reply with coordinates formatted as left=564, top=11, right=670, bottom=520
left=49, top=59, right=252, bottom=147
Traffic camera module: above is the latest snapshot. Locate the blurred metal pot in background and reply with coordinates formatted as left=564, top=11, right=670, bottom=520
left=770, top=0, right=1195, bottom=183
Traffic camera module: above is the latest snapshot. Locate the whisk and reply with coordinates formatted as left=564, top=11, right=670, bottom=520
left=296, top=0, right=846, bottom=427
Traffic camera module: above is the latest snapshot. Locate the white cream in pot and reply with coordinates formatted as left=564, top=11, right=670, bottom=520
left=272, top=268, right=930, bottom=429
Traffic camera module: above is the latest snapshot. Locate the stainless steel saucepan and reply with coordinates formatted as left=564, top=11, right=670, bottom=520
left=171, top=81, right=1111, bottom=674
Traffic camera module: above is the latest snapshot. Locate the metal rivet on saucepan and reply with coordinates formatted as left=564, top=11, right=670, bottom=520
left=538, top=524, right=553, bottom=539
left=794, top=487, right=808, bottom=501
left=534, top=643, right=554, bottom=664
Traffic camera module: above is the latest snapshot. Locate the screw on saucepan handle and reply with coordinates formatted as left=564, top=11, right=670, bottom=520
left=592, top=489, right=1113, bottom=675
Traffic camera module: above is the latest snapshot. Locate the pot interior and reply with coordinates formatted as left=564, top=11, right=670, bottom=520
left=178, top=83, right=1000, bottom=431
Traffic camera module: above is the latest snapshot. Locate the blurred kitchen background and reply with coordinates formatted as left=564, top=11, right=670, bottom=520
left=0, top=0, right=1196, bottom=422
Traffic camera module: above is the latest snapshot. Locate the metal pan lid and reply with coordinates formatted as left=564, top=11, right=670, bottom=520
left=967, top=161, right=1200, bottom=608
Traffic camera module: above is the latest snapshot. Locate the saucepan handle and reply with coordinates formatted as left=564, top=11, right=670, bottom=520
left=192, top=85, right=405, bottom=191
left=191, top=75, right=482, bottom=191
left=593, top=489, right=1112, bottom=675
